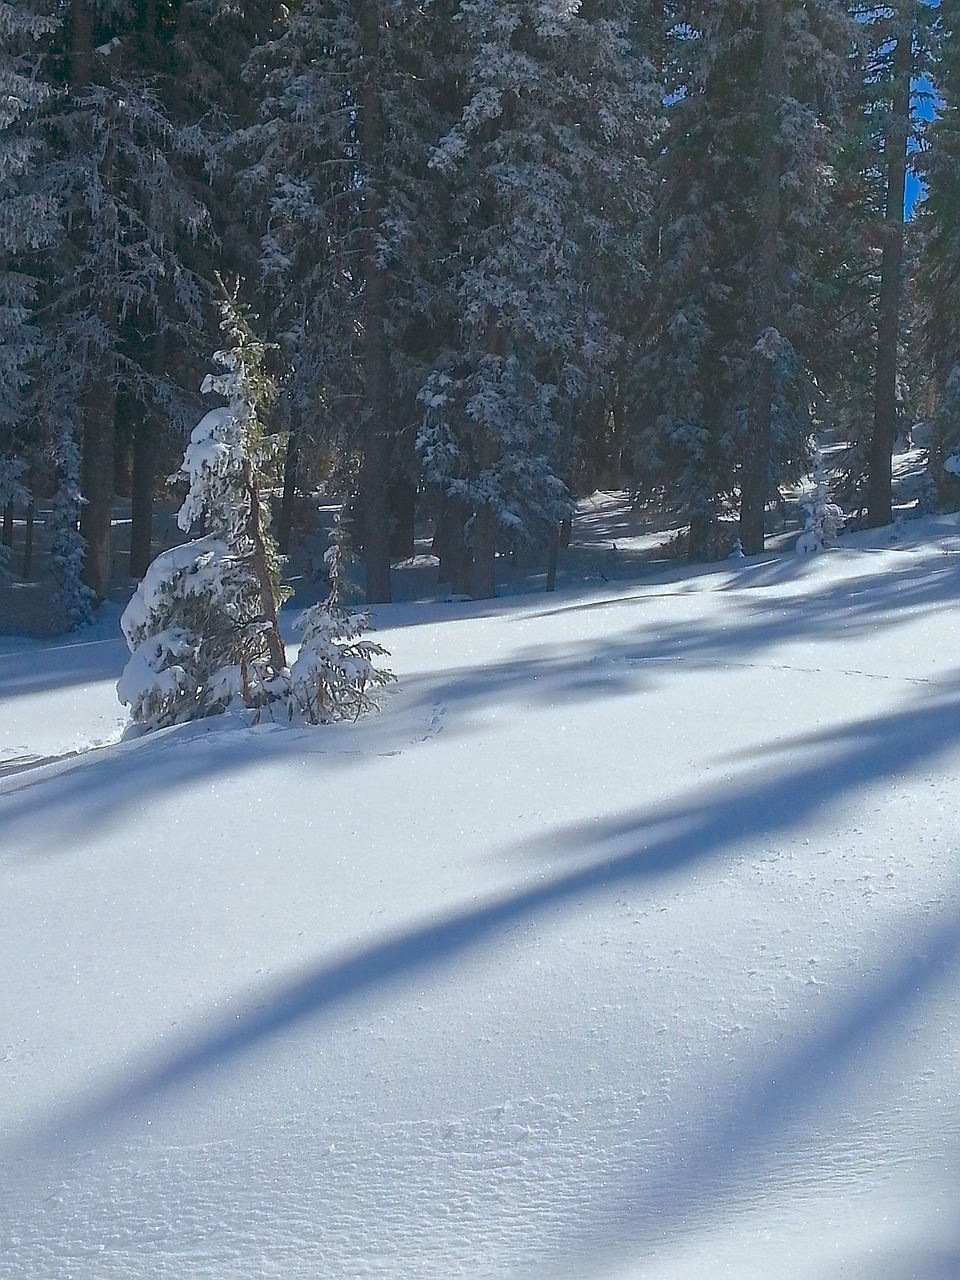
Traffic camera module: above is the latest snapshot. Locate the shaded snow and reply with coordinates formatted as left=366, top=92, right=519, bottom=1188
left=2, top=503, right=960, bottom=1278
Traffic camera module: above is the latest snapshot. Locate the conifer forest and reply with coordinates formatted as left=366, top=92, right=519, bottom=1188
left=2, top=0, right=958, bottom=622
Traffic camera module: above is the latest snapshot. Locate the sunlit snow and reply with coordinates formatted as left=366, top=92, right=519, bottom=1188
left=2, top=500, right=959, bottom=1279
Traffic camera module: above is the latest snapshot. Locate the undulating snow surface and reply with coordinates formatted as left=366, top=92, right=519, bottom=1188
left=2, top=505, right=960, bottom=1279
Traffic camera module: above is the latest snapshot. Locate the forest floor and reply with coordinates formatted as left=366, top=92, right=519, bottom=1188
left=1, top=466, right=959, bottom=1279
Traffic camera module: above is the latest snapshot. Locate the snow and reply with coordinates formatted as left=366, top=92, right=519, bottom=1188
left=2, top=501, right=960, bottom=1278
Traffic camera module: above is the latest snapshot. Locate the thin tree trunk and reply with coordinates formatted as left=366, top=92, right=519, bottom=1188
left=129, top=329, right=167, bottom=579
left=867, top=18, right=911, bottom=528
left=79, top=388, right=117, bottom=599
left=739, top=0, right=783, bottom=556
left=277, top=417, right=300, bottom=556
left=72, top=0, right=117, bottom=600
left=472, top=312, right=504, bottom=600
left=388, top=423, right=417, bottom=561
left=129, top=407, right=156, bottom=579
left=2, top=505, right=12, bottom=548
left=357, top=0, right=392, bottom=604
left=21, top=499, right=35, bottom=579
left=545, top=524, right=559, bottom=592
left=471, top=431, right=498, bottom=599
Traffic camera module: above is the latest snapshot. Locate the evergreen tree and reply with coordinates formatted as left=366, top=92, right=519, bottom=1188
left=919, top=0, right=960, bottom=502
left=422, top=0, right=660, bottom=596
left=0, top=0, right=59, bottom=575
left=247, top=0, right=448, bottom=604
left=40, top=1, right=213, bottom=601
left=118, top=295, right=288, bottom=729
left=288, top=518, right=395, bottom=723
left=639, top=0, right=851, bottom=559
left=859, top=0, right=933, bottom=526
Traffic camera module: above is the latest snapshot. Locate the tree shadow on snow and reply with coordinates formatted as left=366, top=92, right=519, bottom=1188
left=8, top=675, right=960, bottom=1276
left=0, top=630, right=129, bottom=702
left=1, top=538, right=955, bottom=842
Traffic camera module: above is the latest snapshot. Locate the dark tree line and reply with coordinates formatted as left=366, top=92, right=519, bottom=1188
left=1, top=0, right=956, bottom=622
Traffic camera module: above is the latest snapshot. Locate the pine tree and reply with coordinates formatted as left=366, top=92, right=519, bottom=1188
left=861, top=0, right=932, bottom=526
left=40, top=1, right=213, bottom=601
left=118, top=295, right=288, bottom=729
left=422, top=0, right=660, bottom=595
left=919, top=0, right=960, bottom=502
left=247, top=0, right=447, bottom=604
left=288, top=517, right=395, bottom=723
left=0, top=0, right=59, bottom=572
left=639, top=0, right=851, bottom=559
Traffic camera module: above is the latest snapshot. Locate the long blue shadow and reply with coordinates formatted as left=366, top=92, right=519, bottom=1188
left=11, top=675, right=960, bottom=1170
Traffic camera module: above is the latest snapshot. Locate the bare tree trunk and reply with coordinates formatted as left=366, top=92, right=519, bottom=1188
left=2, top=505, right=12, bottom=549
left=129, top=410, right=156, bottom=579
left=867, top=18, right=911, bottom=528
left=130, top=334, right=166, bottom=579
left=277, top=415, right=300, bottom=556
left=545, top=524, right=559, bottom=592
left=388, top=423, right=417, bottom=561
left=471, top=409, right=498, bottom=599
left=434, top=498, right=472, bottom=594
left=21, top=498, right=35, bottom=579
left=472, top=312, right=504, bottom=600
left=72, top=0, right=117, bottom=600
left=79, top=372, right=118, bottom=599
left=357, top=0, right=392, bottom=604
left=739, top=0, right=783, bottom=556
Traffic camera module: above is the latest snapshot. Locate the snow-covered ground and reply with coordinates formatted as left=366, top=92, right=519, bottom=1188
left=2, top=501, right=960, bottom=1279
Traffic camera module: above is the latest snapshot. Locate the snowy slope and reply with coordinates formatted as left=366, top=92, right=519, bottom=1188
left=2, top=512, right=960, bottom=1279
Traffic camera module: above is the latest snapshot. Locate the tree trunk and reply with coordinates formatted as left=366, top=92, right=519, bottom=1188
left=2, top=505, right=12, bottom=549
left=72, top=0, right=117, bottom=600
left=545, top=524, right=559, bottom=592
left=277, top=417, right=300, bottom=556
left=21, top=499, right=35, bottom=579
left=739, top=0, right=783, bottom=556
left=472, top=312, right=504, bottom=600
left=79, top=389, right=117, bottom=599
left=357, top=0, right=392, bottom=604
left=434, top=499, right=472, bottom=594
left=867, top=18, right=911, bottom=528
left=471, top=504, right=497, bottom=599
left=129, top=409, right=156, bottom=579
left=388, top=423, right=417, bottom=561
left=68, top=0, right=93, bottom=89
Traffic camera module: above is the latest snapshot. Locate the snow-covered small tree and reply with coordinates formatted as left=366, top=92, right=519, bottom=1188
left=796, top=446, right=845, bottom=553
left=118, top=295, right=289, bottom=730
left=288, top=519, right=395, bottom=724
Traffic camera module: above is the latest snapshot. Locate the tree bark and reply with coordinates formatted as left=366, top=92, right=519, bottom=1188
left=471, top=429, right=498, bottom=600
left=79, top=386, right=117, bottom=599
left=277, top=417, right=300, bottom=556
left=357, top=0, right=392, bottom=604
left=739, top=0, right=783, bottom=556
left=434, top=499, right=472, bottom=594
left=21, top=499, right=35, bottom=579
left=72, top=0, right=117, bottom=600
left=867, top=17, right=911, bottom=528
left=388, top=423, right=417, bottom=561
left=129, top=409, right=156, bottom=579
left=545, top=524, right=559, bottom=592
